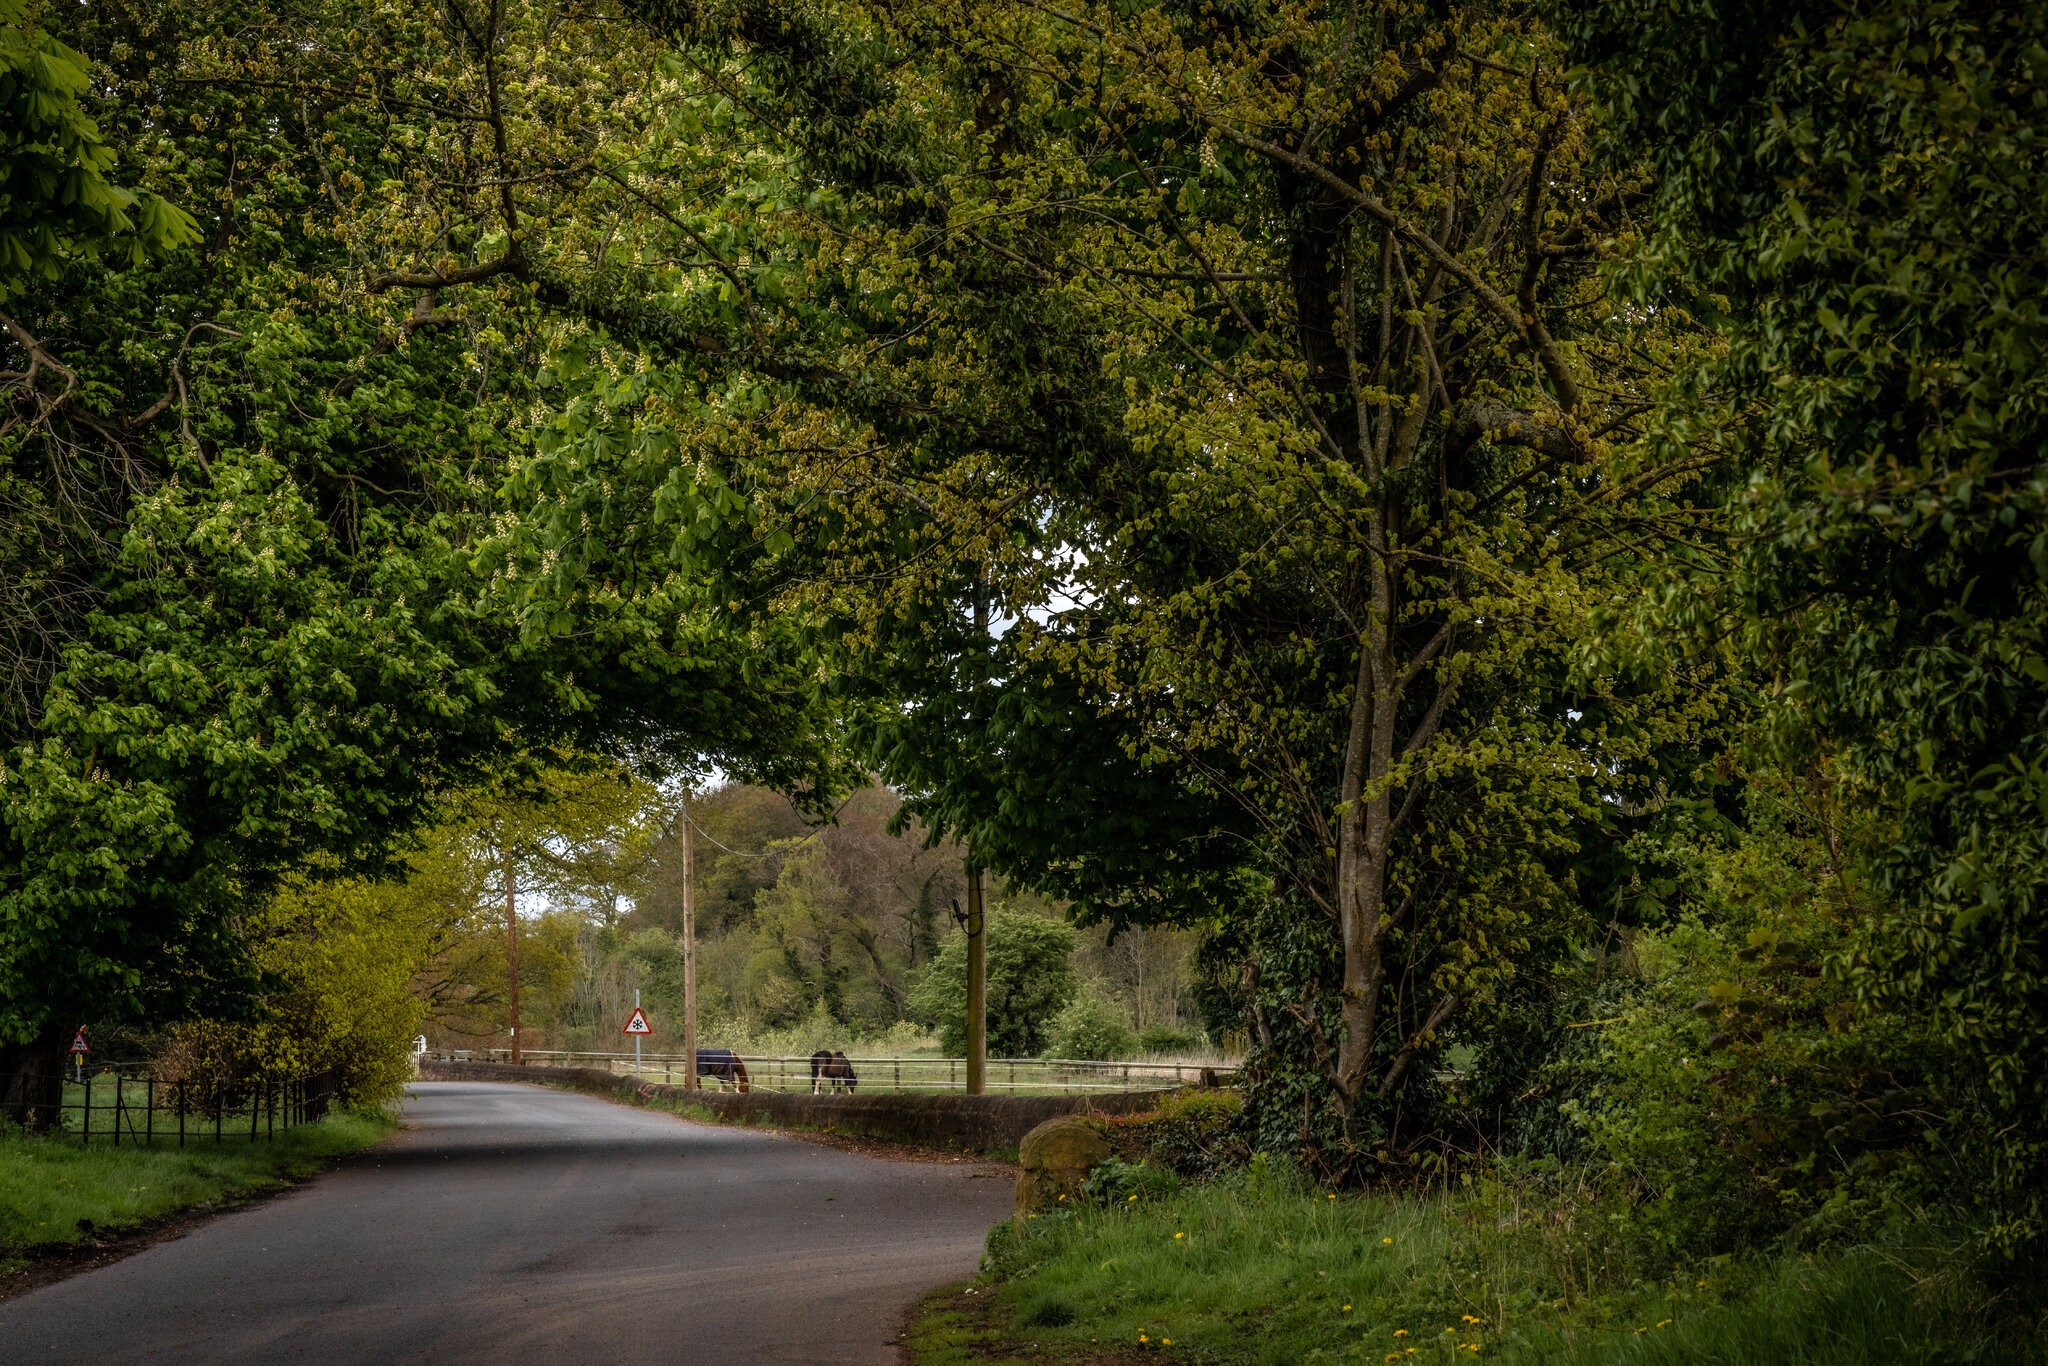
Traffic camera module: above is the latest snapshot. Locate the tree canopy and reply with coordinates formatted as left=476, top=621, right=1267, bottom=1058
left=4, top=0, right=2045, bottom=1257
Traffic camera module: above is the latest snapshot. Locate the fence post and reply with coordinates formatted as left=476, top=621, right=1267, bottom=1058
left=146, top=1077, right=154, bottom=1147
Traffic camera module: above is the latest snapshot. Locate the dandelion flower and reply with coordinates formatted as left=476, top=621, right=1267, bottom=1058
left=1175, top=1232, right=1186, bottom=1240
left=1696, top=1280, right=1708, bottom=1289
left=1163, top=1339, right=1171, bottom=1347
left=1462, top=1315, right=1480, bottom=1324
left=1139, top=1334, right=1149, bottom=1344
left=1342, top=1305, right=1352, bottom=1312
left=1328, top=1193, right=1337, bottom=1200
left=1394, top=1330, right=1408, bottom=1338
left=1382, top=1236, right=1394, bottom=1245
left=1656, top=1319, right=1672, bottom=1329
left=1129, top=1195, right=1139, bottom=1203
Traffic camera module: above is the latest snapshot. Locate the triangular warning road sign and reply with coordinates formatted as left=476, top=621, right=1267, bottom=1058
left=68, top=1027, right=89, bottom=1054
left=622, top=1007, right=652, bottom=1036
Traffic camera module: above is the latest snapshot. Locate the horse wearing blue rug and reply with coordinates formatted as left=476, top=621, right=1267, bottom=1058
left=696, top=1049, right=750, bottom=1091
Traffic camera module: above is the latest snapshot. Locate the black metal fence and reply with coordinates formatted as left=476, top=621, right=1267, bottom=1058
left=0, top=1068, right=337, bottom=1146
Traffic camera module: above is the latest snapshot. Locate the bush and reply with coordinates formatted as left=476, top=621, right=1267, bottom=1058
left=907, top=908, right=1078, bottom=1057
left=1557, top=811, right=1958, bottom=1259
left=1135, top=1025, right=1203, bottom=1055
left=1046, top=991, right=1136, bottom=1060
left=1104, top=1089, right=1247, bottom=1178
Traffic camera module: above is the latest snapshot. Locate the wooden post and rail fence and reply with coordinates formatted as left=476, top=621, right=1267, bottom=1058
left=424, top=1050, right=1237, bottom=1095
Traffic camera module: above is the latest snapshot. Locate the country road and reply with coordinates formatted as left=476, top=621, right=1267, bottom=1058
left=0, top=1081, right=1014, bottom=1364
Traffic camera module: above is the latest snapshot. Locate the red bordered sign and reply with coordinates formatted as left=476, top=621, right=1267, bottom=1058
left=68, top=1027, right=89, bottom=1055
left=621, top=1007, right=652, bottom=1036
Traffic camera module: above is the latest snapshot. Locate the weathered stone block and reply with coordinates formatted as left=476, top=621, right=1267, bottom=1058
left=1016, top=1116, right=1110, bottom=1215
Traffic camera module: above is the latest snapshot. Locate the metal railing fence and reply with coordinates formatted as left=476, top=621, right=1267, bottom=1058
left=0, top=1068, right=336, bottom=1145
left=427, top=1049, right=1236, bottom=1094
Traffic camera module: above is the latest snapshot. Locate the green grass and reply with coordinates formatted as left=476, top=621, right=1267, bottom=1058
left=0, top=1109, right=396, bottom=1271
left=938, top=1165, right=2048, bottom=1365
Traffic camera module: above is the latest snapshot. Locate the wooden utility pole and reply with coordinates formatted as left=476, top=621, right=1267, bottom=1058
left=965, top=580, right=989, bottom=1095
left=505, top=845, right=523, bottom=1066
left=682, top=791, right=699, bottom=1090
left=965, top=864, right=986, bottom=1094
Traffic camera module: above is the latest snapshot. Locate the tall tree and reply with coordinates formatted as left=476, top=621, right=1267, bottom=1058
left=0, top=0, right=839, bottom=1111
left=499, top=0, right=1722, bottom=1164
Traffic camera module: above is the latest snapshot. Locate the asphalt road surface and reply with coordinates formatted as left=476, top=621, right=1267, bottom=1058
left=0, top=1081, right=1014, bottom=1364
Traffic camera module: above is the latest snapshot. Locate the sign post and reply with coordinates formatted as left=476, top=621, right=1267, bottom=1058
left=68, top=1026, right=88, bottom=1084
left=623, top=999, right=652, bottom=1077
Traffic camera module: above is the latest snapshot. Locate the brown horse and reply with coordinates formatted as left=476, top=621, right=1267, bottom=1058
left=696, top=1049, right=750, bottom=1092
left=809, top=1050, right=857, bottom=1094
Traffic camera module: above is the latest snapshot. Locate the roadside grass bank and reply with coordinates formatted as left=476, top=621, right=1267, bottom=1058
left=0, top=1109, right=396, bottom=1274
left=914, top=1164, right=2048, bottom=1365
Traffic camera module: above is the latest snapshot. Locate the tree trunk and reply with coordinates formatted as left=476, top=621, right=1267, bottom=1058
left=1, top=1019, right=74, bottom=1134
left=1332, top=513, right=1398, bottom=1113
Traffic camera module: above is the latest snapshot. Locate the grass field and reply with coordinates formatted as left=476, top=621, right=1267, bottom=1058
left=0, top=1109, right=396, bottom=1272
left=912, top=1163, right=2048, bottom=1365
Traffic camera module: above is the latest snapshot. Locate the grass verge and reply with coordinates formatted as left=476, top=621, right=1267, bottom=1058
left=0, top=1108, right=396, bottom=1274
left=917, top=1164, right=2048, bottom=1365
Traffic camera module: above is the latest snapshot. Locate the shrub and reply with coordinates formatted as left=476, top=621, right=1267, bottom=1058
left=1046, top=990, right=1136, bottom=1060
left=1135, top=1025, right=1203, bottom=1055
left=1104, top=1089, right=1247, bottom=1178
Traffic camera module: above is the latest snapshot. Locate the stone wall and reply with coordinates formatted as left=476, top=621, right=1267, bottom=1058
left=418, top=1059, right=1171, bottom=1155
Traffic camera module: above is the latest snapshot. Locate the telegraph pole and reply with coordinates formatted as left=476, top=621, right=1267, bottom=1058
left=965, top=864, right=986, bottom=1094
left=681, top=790, right=699, bottom=1091
left=965, top=580, right=989, bottom=1095
left=505, top=844, right=523, bottom=1066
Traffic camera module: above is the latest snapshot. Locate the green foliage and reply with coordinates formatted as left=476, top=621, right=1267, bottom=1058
left=0, top=0, right=195, bottom=295
left=1103, top=1090, right=1248, bottom=1180
left=1559, top=0, right=2048, bottom=1246
left=1045, top=989, right=1136, bottom=1062
left=1079, top=1154, right=1181, bottom=1206
left=1135, top=1026, right=1204, bottom=1057
left=907, top=908, right=1077, bottom=1058
left=0, top=0, right=844, bottom=1075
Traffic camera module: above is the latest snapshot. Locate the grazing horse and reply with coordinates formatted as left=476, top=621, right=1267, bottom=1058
left=809, top=1050, right=858, bottom=1095
left=695, top=1049, right=750, bottom=1092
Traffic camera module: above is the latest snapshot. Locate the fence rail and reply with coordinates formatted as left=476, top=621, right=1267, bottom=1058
left=427, top=1049, right=1237, bottom=1095
left=1, top=1069, right=336, bottom=1145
